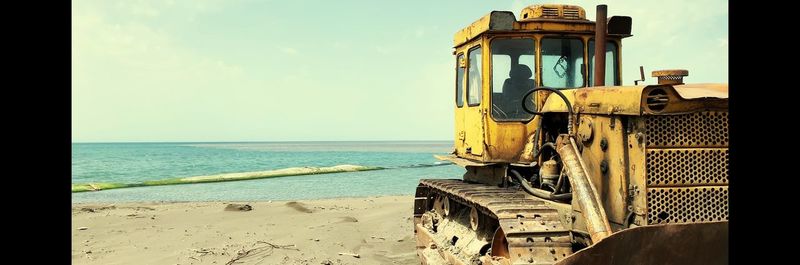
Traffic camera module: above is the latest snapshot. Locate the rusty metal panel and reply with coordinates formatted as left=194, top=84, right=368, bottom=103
left=577, top=115, right=629, bottom=225
left=645, top=111, right=728, bottom=148
left=646, top=148, right=728, bottom=186
left=540, top=86, right=646, bottom=115
left=646, top=186, right=728, bottom=224
left=626, top=118, right=648, bottom=227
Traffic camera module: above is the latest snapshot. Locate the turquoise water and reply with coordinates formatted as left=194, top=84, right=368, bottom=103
left=72, top=141, right=464, bottom=202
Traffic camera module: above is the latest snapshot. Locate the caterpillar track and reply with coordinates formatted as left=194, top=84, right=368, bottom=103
left=413, top=179, right=575, bottom=265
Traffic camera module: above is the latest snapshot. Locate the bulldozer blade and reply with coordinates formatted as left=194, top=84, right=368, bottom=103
left=557, top=221, right=728, bottom=265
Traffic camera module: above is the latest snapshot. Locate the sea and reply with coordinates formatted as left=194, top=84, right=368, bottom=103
left=71, top=141, right=464, bottom=203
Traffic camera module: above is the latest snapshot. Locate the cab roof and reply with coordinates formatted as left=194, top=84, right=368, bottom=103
left=454, top=4, right=631, bottom=47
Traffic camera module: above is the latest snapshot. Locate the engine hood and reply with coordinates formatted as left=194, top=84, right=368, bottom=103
left=540, top=83, right=728, bottom=115
left=672, top=83, right=728, bottom=99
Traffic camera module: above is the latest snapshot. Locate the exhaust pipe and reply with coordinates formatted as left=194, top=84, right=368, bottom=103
left=593, top=5, right=607, bottom=86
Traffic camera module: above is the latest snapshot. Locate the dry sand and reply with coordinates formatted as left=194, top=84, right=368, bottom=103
left=72, top=196, right=418, bottom=265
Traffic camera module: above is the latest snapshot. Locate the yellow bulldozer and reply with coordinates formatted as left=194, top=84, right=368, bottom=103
left=413, top=4, right=728, bottom=265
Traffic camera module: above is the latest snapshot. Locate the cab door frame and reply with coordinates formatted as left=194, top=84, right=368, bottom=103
left=464, top=42, right=486, bottom=157
left=454, top=52, right=467, bottom=156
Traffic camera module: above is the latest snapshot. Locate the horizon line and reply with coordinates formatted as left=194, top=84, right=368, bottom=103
left=72, top=140, right=455, bottom=144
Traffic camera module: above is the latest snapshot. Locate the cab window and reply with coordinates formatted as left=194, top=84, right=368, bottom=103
left=456, top=54, right=464, bottom=107
left=588, top=40, right=619, bottom=86
left=466, top=46, right=482, bottom=106
left=541, top=38, right=585, bottom=88
left=490, top=38, right=536, bottom=121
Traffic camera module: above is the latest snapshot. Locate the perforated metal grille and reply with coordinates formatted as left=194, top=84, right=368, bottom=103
left=645, top=112, right=728, bottom=147
left=646, top=149, right=728, bottom=186
left=647, top=187, right=728, bottom=224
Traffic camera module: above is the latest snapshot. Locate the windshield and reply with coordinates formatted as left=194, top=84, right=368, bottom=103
left=490, top=38, right=536, bottom=121
left=588, top=40, right=619, bottom=86
left=541, top=38, right=585, bottom=88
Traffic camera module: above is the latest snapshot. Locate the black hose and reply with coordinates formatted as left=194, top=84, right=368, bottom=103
left=509, top=169, right=572, bottom=201
left=623, top=210, right=635, bottom=228
left=522, top=87, right=575, bottom=115
left=533, top=142, right=556, bottom=161
left=521, top=87, right=575, bottom=135
left=541, top=182, right=557, bottom=192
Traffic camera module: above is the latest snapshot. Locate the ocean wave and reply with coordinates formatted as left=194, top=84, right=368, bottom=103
left=72, top=162, right=457, bottom=193
left=72, top=164, right=383, bottom=193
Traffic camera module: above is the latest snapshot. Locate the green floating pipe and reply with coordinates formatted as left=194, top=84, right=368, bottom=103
left=72, top=164, right=383, bottom=193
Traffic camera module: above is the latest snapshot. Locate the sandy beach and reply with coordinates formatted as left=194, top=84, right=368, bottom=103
left=72, top=196, right=418, bottom=265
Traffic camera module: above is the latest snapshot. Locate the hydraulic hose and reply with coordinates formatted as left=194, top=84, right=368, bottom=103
left=521, top=87, right=575, bottom=135
left=533, top=142, right=556, bottom=161
left=509, top=169, right=572, bottom=201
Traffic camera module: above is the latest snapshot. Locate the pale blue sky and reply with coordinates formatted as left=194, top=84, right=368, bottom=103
left=72, top=0, right=727, bottom=142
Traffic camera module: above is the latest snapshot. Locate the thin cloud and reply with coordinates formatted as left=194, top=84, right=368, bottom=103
left=375, top=46, right=391, bottom=54
left=717, top=38, right=728, bottom=48
left=281, top=47, right=298, bottom=55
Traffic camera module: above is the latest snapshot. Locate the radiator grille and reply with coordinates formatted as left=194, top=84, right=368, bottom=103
left=645, top=111, right=728, bottom=147
left=646, top=148, right=728, bottom=186
left=647, top=187, right=728, bottom=224
left=643, top=111, right=728, bottom=225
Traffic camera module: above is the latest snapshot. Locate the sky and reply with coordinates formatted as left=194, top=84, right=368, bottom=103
left=72, top=0, right=728, bottom=142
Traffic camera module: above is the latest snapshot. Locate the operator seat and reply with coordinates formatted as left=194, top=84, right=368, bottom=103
left=500, top=64, right=535, bottom=116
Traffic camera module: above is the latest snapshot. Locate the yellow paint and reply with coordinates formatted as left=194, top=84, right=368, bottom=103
left=575, top=115, right=629, bottom=224
left=540, top=86, right=643, bottom=115
left=626, top=120, right=648, bottom=226
left=453, top=11, right=515, bottom=48
left=454, top=9, right=596, bottom=48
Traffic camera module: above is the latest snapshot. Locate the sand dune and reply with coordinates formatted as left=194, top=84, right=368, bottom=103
left=72, top=196, right=418, bottom=265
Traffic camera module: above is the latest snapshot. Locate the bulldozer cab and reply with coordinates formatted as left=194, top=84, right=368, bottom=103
left=453, top=5, right=630, bottom=163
